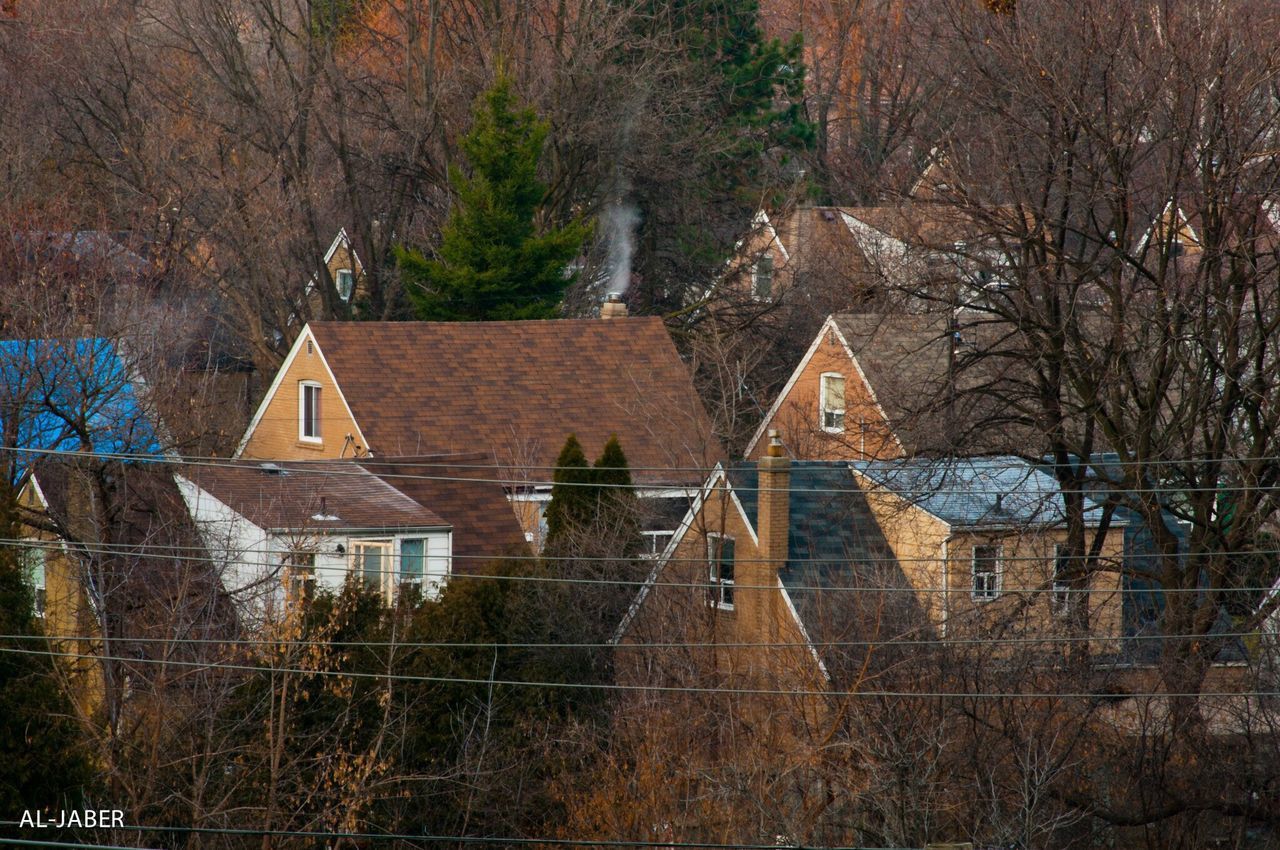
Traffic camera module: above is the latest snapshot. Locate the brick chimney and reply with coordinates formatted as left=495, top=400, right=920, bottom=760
left=601, top=292, right=628, bottom=319
left=740, top=430, right=790, bottom=642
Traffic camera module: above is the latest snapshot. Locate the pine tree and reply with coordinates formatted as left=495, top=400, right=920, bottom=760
left=397, top=74, right=591, bottom=321
left=544, top=434, right=594, bottom=546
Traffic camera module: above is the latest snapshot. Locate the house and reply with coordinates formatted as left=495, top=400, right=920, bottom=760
left=312, top=228, right=364, bottom=305
left=234, top=317, right=724, bottom=548
left=718, top=204, right=989, bottom=310
left=618, top=439, right=1128, bottom=695
left=177, top=458, right=495, bottom=618
left=743, top=313, right=1026, bottom=462
left=15, top=458, right=234, bottom=715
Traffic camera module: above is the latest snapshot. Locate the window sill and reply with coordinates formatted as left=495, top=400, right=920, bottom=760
left=295, top=439, right=325, bottom=450
left=821, top=426, right=845, bottom=435
left=972, top=594, right=1000, bottom=603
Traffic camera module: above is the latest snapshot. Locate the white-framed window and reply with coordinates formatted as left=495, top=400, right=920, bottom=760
left=707, top=533, right=735, bottom=610
left=335, top=268, right=355, bottom=301
left=400, top=535, right=450, bottom=600
left=641, top=530, right=675, bottom=559
left=819, top=372, right=846, bottom=433
left=299, top=381, right=322, bottom=442
left=352, top=540, right=392, bottom=600
left=1052, top=544, right=1073, bottom=616
left=972, top=544, right=1001, bottom=601
left=283, top=549, right=316, bottom=603
left=751, top=255, right=774, bottom=300
left=20, top=543, right=46, bottom=618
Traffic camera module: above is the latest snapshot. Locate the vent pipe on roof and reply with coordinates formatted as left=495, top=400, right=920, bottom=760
left=601, top=292, right=628, bottom=319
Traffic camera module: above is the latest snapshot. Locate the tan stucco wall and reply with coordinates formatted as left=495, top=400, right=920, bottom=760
left=239, top=332, right=362, bottom=459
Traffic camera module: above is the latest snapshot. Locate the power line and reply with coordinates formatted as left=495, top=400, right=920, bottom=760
left=6, top=537, right=1279, bottom=593
left=0, top=821, right=905, bottom=850
left=10, top=442, right=1280, bottom=497
left=1, top=644, right=1272, bottom=700
left=1, top=630, right=1268, bottom=650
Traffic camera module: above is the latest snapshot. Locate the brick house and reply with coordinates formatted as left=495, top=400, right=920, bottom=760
left=617, top=438, right=1129, bottom=699
left=234, top=317, right=723, bottom=549
left=743, top=312, right=1023, bottom=462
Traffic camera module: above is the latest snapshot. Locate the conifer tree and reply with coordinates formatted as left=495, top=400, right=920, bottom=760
left=544, top=434, right=594, bottom=546
left=592, top=435, right=641, bottom=556
left=397, top=74, right=591, bottom=321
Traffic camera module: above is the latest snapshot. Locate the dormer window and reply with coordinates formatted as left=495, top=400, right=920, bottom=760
left=336, top=268, right=354, bottom=301
left=751, top=255, right=774, bottom=300
left=299, top=381, right=322, bottom=443
left=819, top=373, right=845, bottom=433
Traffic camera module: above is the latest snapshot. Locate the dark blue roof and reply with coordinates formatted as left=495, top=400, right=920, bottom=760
left=728, top=461, right=920, bottom=677
left=1, top=338, right=162, bottom=480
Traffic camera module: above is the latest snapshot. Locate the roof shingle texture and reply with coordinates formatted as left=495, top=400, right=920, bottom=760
left=309, top=319, right=722, bottom=486
left=184, top=460, right=449, bottom=532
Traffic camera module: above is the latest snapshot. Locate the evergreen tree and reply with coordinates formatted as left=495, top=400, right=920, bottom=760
left=544, top=434, right=594, bottom=546
left=591, top=435, right=641, bottom=557
left=397, top=74, right=591, bottom=321
left=0, top=490, right=93, bottom=823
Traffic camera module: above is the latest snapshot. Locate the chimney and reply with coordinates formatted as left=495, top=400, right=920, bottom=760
left=741, top=430, right=791, bottom=641
left=601, top=292, right=628, bottom=319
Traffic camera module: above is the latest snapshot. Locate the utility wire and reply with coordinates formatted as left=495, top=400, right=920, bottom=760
left=1, top=644, right=1272, bottom=700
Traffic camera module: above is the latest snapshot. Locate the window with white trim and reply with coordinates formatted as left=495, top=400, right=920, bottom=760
left=336, top=268, right=355, bottom=301
left=972, top=544, right=1001, bottom=601
left=707, top=533, right=735, bottom=610
left=1052, top=544, right=1073, bottom=615
left=751, top=255, right=773, bottom=300
left=641, top=530, right=674, bottom=559
left=819, top=373, right=845, bottom=433
left=352, top=540, right=392, bottom=600
left=299, top=381, right=322, bottom=442
left=283, top=550, right=316, bottom=603
left=400, top=536, right=450, bottom=600
left=20, top=544, right=46, bottom=618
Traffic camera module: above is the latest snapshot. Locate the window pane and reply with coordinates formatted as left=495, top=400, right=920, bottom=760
left=823, top=375, right=845, bottom=410
left=401, top=539, right=425, bottom=580
left=360, top=546, right=383, bottom=582
left=719, top=538, right=735, bottom=583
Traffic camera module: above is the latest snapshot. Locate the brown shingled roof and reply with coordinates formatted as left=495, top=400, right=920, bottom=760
left=307, top=319, right=722, bottom=486
left=354, top=454, right=530, bottom=569
left=182, top=460, right=449, bottom=532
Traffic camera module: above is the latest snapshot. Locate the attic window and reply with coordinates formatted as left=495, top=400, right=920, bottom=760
left=820, top=373, right=845, bottom=433
left=299, top=381, right=322, bottom=443
left=707, top=533, right=735, bottom=610
left=20, top=544, right=46, bottom=618
left=336, top=268, right=354, bottom=301
left=751, top=255, right=774, bottom=300
left=972, top=544, right=1002, bottom=601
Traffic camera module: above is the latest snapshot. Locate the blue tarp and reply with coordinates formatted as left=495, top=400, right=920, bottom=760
left=0, top=338, right=162, bottom=480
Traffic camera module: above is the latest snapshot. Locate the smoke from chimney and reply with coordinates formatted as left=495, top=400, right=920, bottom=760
left=603, top=199, right=639, bottom=296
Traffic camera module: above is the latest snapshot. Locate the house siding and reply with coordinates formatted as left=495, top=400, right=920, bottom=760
left=239, top=332, right=362, bottom=459
left=748, top=326, right=900, bottom=462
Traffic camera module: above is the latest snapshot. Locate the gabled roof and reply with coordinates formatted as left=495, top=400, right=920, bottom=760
left=852, top=456, right=1121, bottom=529
left=181, top=460, right=449, bottom=533
left=24, top=458, right=237, bottom=665
left=300, top=319, right=723, bottom=486
left=352, top=454, right=530, bottom=564
left=0, top=338, right=163, bottom=479
left=829, top=312, right=1031, bottom=455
